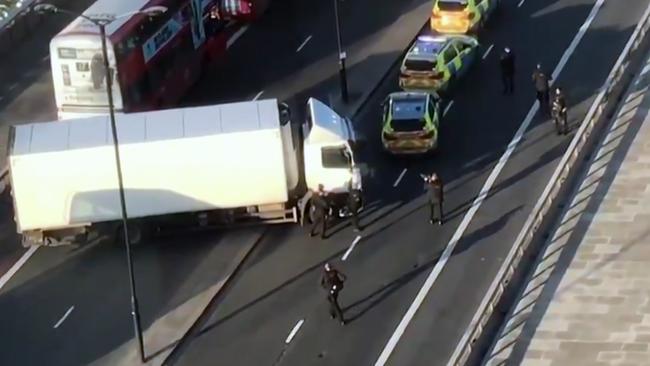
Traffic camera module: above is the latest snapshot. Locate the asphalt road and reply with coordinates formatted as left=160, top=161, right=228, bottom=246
left=167, top=0, right=650, bottom=365
left=0, top=0, right=431, bottom=365
left=0, top=0, right=645, bottom=364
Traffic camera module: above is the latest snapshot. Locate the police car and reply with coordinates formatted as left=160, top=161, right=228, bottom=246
left=431, top=0, right=499, bottom=34
left=381, top=91, right=441, bottom=154
left=399, top=35, right=479, bottom=93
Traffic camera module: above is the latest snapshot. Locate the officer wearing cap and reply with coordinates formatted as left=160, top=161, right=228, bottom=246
left=424, top=172, right=445, bottom=225
left=499, top=47, right=516, bottom=95
left=532, top=63, right=552, bottom=113
left=320, top=263, right=347, bottom=325
left=310, top=184, right=330, bottom=239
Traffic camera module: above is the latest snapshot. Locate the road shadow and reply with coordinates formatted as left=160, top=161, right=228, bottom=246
left=342, top=258, right=437, bottom=323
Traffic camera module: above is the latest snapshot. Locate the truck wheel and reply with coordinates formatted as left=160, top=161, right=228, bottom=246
left=21, top=236, right=38, bottom=248
left=306, top=202, right=315, bottom=224
left=114, top=222, right=148, bottom=246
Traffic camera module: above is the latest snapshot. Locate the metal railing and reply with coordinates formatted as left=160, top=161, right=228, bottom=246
left=448, top=2, right=650, bottom=365
left=0, top=0, right=42, bottom=57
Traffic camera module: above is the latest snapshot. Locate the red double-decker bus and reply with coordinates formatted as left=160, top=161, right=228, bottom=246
left=50, top=0, right=270, bottom=120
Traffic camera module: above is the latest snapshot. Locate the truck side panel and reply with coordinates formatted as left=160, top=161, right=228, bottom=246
left=10, top=100, right=292, bottom=232
left=279, top=120, right=301, bottom=196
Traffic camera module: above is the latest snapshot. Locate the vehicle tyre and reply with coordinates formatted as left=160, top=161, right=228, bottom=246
left=114, top=222, right=148, bottom=246
left=305, top=202, right=315, bottom=225
left=21, top=236, right=38, bottom=248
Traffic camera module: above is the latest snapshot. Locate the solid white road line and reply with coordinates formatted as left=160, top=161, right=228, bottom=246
left=296, top=35, right=313, bottom=52
left=53, top=306, right=75, bottom=329
left=253, top=90, right=265, bottom=101
left=227, top=25, right=250, bottom=49
left=393, top=169, right=407, bottom=187
left=482, top=44, right=494, bottom=60
left=0, top=246, right=38, bottom=291
left=517, top=0, right=526, bottom=8
left=342, top=236, right=362, bottom=261
left=373, top=0, right=606, bottom=364
left=443, top=100, right=454, bottom=116
left=285, top=319, right=305, bottom=344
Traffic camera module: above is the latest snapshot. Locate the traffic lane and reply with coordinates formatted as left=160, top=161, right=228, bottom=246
left=259, top=0, right=632, bottom=363
left=182, top=0, right=429, bottom=105
left=174, top=223, right=363, bottom=366
left=0, top=0, right=95, bottom=115
left=0, top=194, right=27, bottom=277
left=174, top=182, right=460, bottom=366
left=378, top=0, right=650, bottom=363
left=175, top=0, right=612, bottom=364
left=0, top=229, right=257, bottom=366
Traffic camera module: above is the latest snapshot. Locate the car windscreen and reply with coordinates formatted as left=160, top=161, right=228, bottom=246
left=437, top=0, right=468, bottom=11
left=391, top=98, right=427, bottom=132
left=392, top=118, right=426, bottom=132
left=404, top=59, right=436, bottom=72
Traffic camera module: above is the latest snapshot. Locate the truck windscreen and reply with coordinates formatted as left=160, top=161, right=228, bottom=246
left=322, top=146, right=350, bottom=168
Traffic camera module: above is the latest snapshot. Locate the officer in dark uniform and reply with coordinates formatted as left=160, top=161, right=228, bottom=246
left=532, top=63, right=552, bottom=113
left=310, top=184, right=330, bottom=239
left=424, top=173, right=444, bottom=225
left=551, top=86, right=569, bottom=135
left=320, top=263, right=347, bottom=325
left=499, top=47, right=515, bottom=95
left=347, top=188, right=363, bottom=232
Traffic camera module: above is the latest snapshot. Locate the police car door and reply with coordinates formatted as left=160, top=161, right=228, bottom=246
left=428, top=95, right=440, bottom=128
left=442, top=43, right=460, bottom=79
left=454, top=39, right=475, bottom=76
left=473, top=0, right=488, bottom=19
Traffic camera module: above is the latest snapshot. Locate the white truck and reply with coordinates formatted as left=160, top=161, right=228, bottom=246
left=6, top=98, right=363, bottom=246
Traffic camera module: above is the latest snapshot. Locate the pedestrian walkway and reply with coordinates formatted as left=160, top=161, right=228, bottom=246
left=483, top=50, right=650, bottom=366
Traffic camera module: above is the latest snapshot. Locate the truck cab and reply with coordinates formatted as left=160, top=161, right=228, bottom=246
left=302, top=98, right=362, bottom=195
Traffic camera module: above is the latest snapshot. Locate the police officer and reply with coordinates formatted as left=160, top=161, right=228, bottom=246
left=532, top=64, right=552, bottom=112
left=320, top=263, right=347, bottom=325
left=500, top=47, right=515, bottom=95
left=424, top=173, right=444, bottom=225
left=551, top=86, right=569, bottom=135
left=347, top=188, right=363, bottom=232
left=310, top=184, right=330, bottom=239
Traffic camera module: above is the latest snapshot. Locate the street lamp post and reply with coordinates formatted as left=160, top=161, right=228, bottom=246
left=333, top=0, right=348, bottom=103
left=34, top=4, right=167, bottom=363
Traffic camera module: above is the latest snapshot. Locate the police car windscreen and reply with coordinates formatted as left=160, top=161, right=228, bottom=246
left=438, top=0, right=468, bottom=11
left=404, top=59, right=436, bottom=72
left=392, top=99, right=427, bottom=132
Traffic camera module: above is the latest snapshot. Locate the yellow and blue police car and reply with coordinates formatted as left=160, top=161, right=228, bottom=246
left=381, top=91, right=441, bottom=155
left=399, top=35, right=479, bottom=93
left=431, top=0, right=499, bottom=34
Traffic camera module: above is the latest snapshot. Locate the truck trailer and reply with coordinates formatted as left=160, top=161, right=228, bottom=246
left=7, top=98, right=362, bottom=246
